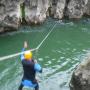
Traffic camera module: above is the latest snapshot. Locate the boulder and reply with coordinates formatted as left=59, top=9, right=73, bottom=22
left=70, top=55, right=90, bottom=90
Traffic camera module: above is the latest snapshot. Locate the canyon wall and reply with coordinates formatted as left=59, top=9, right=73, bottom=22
left=0, top=0, right=90, bottom=32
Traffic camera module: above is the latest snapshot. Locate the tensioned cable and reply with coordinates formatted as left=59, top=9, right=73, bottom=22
left=36, top=23, right=57, bottom=50
left=0, top=48, right=37, bottom=61
left=0, top=23, right=57, bottom=61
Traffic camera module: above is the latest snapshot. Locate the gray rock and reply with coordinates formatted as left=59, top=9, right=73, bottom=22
left=85, top=0, right=90, bottom=15
left=70, top=55, right=90, bottom=90
left=54, top=0, right=66, bottom=19
left=66, top=0, right=88, bottom=19
left=0, top=0, right=20, bottom=33
left=0, top=0, right=90, bottom=33
left=25, top=0, right=49, bottom=24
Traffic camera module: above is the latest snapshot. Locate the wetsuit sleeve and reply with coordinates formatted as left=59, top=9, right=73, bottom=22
left=20, top=48, right=25, bottom=61
left=34, top=63, right=42, bottom=73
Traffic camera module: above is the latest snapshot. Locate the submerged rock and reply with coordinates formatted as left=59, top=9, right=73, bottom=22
left=70, top=55, right=90, bottom=90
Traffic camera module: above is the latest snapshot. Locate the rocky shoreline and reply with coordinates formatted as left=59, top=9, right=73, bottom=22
left=0, top=0, right=90, bottom=32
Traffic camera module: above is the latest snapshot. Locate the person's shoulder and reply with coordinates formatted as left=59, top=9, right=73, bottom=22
left=22, top=59, right=30, bottom=64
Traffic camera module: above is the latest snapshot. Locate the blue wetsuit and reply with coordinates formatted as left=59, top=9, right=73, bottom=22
left=18, top=48, right=42, bottom=90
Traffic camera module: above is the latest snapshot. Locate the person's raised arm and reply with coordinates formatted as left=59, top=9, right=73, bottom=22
left=20, top=41, right=28, bottom=61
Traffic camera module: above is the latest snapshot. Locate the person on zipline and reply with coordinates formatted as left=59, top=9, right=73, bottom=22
left=18, top=41, right=42, bottom=90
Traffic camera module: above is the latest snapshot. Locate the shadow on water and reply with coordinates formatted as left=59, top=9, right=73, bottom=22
left=0, top=18, right=90, bottom=90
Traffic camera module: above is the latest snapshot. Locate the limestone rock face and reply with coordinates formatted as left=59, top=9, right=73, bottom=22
left=0, top=0, right=90, bottom=33
left=85, top=0, right=90, bottom=15
left=25, top=0, right=50, bottom=24
left=70, top=56, right=90, bottom=90
left=0, top=0, right=20, bottom=33
left=25, top=0, right=66, bottom=23
left=67, top=0, right=88, bottom=19
left=54, top=0, right=66, bottom=19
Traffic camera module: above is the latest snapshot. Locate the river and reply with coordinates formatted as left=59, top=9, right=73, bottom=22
left=0, top=18, right=90, bottom=90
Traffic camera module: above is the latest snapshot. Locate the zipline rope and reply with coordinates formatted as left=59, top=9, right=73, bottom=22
left=0, top=48, right=37, bottom=61
left=0, top=23, right=57, bottom=61
left=36, top=23, right=57, bottom=50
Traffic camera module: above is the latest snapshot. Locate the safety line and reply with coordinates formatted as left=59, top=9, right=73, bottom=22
left=36, top=23, right=57, bottom=50
left=0, top=48, right=37, bottom=61
left=0, top=23, right=57, bottom=61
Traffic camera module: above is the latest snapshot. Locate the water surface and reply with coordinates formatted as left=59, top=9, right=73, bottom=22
left=0, top=18, right=90, bottom=90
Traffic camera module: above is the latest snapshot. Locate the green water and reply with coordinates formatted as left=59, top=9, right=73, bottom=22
left=0, top=18, right=90, bottom=90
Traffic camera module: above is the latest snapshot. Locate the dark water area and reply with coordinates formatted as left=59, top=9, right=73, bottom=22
left=0, top=18, right=90, bottom=90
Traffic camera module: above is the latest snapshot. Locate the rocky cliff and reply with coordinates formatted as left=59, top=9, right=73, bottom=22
left=0, top=0, right=90, bottom=33
left=0, top=0, right=20, bottom=33
left=70, top=55, right=90, bottom=90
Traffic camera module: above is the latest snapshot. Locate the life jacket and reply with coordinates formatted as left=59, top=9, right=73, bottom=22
left=22, top=59, right=36, bottom=81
